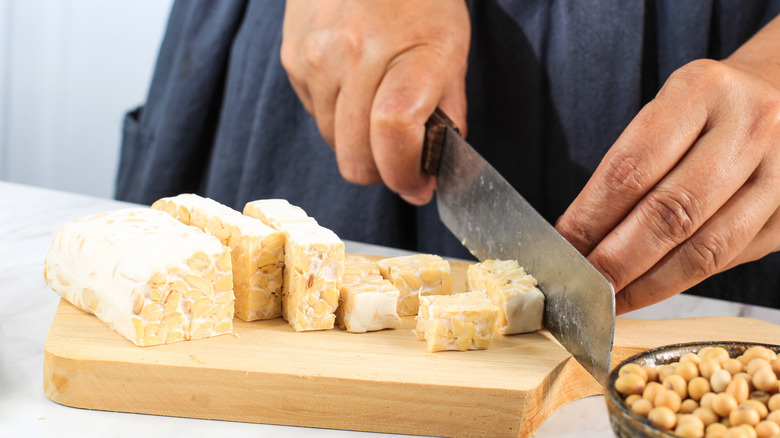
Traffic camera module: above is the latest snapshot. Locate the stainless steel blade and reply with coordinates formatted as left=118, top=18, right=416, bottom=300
left=436, top=126, right=616, bottom=385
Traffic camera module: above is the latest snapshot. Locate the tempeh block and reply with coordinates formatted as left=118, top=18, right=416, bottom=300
left=376, top=254, right=452, bottom=316
left=152, top=194, right=284, bottom=321
left=467, top=259, right=545, bottom=335
left=244, top=199, right=344, bottom=331
left=336, top=255, right=401, bottom=333
left=43, top=208, right=234, bottom=346
left=415, top=292, right=499, bottom=352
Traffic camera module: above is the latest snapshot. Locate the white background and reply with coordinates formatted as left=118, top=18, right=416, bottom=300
left=0, top=0, right=173, bottom=198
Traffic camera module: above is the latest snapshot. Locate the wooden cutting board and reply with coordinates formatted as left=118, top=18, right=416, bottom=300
left=43, top=258, right=780, bottom=438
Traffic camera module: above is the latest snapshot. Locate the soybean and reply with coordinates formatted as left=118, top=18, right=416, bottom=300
left=614, top=345, right=779, bottom=438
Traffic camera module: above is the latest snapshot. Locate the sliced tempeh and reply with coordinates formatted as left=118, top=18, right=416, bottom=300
left=336, top=255, right=401, bottom=333
left=244, top=199, right=344, bottom=331
left=467, top=259, right=544, bottom=335
left=415, top=292, right=499, bottom=352
left=376, top=254, right=452, bottom=316
left=152, top=194, right=284, bottom=321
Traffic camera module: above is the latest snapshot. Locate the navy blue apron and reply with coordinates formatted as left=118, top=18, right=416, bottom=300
left=116, top=0, right=780, bottom=308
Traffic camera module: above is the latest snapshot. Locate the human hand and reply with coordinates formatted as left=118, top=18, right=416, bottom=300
left=555, top=58, right=780, bottom=315
left=281, top=0, right=470, bottom=205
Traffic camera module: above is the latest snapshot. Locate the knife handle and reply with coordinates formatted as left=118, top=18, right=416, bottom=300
left=422, top=108, right=461, bottom=176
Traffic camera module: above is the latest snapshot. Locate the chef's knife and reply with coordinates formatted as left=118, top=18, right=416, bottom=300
left=422, top=108, right=615, bottom=386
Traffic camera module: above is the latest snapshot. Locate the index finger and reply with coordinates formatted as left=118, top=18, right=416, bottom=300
left=555, top=72, right=709, bottom=256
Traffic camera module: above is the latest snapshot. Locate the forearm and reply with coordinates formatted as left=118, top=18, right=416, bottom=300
left=724, top=14, right=780, bottom=90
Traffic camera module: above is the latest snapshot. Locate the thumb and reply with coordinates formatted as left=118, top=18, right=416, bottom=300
left=370, top=48, right=467, bottom=205
left=436, top=70, right=468, bottom=139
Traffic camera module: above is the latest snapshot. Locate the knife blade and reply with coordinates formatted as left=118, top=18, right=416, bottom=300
left=422, top=108, right=615, bottom=385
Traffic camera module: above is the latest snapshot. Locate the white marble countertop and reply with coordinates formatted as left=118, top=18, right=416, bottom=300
left=1, top=181, right=778, bottom=438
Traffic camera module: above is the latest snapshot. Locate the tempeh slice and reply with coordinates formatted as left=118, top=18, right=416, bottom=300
left=244, top=199, right=344, bottom=331
left=152, top=194, right=284, bottom=321
left=336, top=255, right=401, bottom=333
left=467, top=259, right=544, bottom=335
left=376, top=254, right=452, bottom=316
left=415, top=292, right=499, bottom=352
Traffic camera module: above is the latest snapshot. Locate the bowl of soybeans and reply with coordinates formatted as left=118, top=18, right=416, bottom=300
left=606, top=342, right=780, bottom=438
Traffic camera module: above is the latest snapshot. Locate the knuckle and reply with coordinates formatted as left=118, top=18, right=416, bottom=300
left=769, top=101, right=780, bottom=132
left=336, top=26, right=364, bottom=59
left=659, top=59, right=733, bottom=104
left=672, top=59, right=731, bottom=90
left=301, top=27, right=364, bottom=71
left=748, top=96, right=780, bottom=143
left=766, top=213, right=780, bottom=253
left=301, top=36, right=325, bottom=70
left=337, top=160, right=380, bottom=186
left=382, top=169, right=418, bottom=195
left=639, top=187, right=698, bottom=246
left=589, top=251, right=624, bottom=291
left=279, top=41, right=296, bottom=73
left=556, top=214, right=598, bottom=254
left=616, top=289, right=639, bottom=314
left=599, top=148, right=650, bottom=198
left=428, top=36, right=466, bottom=64
left=679, top=233, right=729, bottom=280
left=371, top=102, right=417, bottom=133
